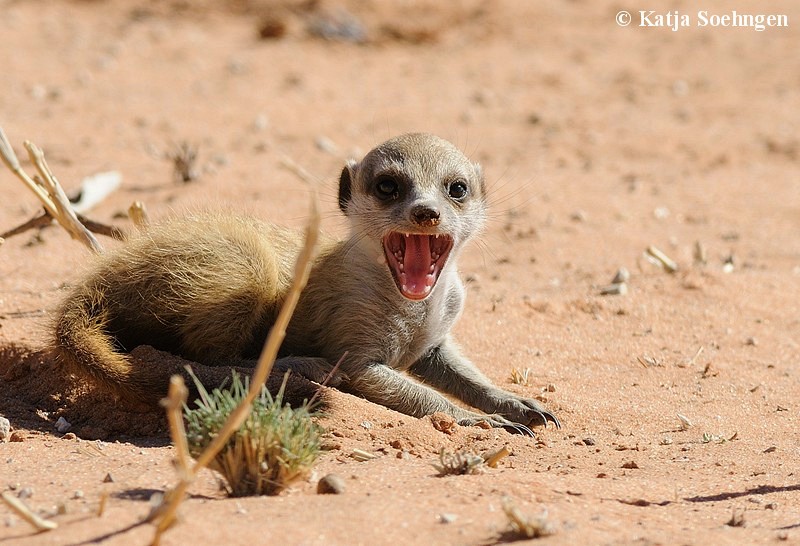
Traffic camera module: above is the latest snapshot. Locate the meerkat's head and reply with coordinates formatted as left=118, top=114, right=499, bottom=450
left=338, top=133, right=486, bottom=301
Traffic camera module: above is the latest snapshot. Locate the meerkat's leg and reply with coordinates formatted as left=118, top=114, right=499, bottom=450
left=346, top=363, right=535, bottom=435
left=409, top=338, right=561, bottom=429
left=125, top=347, right=330, bottom=407
left=245, top=356, right=345, bottom=387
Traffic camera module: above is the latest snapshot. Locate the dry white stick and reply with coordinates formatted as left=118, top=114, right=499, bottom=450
left=24, top=141, right=102, bottom=253
left=1, top=491, right=58, bottom=532
left=645, top=245, right=678, bottom=273
left=149, top=190, right=321, bottom=545
left=0, top=126, right=101, bottom=253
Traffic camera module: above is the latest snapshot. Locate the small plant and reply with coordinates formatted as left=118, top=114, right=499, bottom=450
left=184, top=373, right=322, bottom=496
left=167, top=141, right=200, bottom=184
left=509, top=367, right=531, bottom=386
left=502, top=497, right=555, bottom=539
left=433, top=448, right=486, bottom=476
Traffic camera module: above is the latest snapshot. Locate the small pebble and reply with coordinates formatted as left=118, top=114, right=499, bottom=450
left=582, top=437, right=596, bottom=446
left=570, top=210, right=587, bottom=222
left=439, top=513, right=457, bottom=524
left=315, top=135, right=339, bottom=155
left=18, top=487, right=33, bottom=499
left=653, top=206, right=670, bottom=219
left=599, top=282, right=628, bottom=296
left=611, top=267, right=630, bottom=284
left=252, top=113, right=269, bottom=131
left=55, top=416, right=72, bottom=434
left=9, top=431, right=24, bottom=442
left=317, top=474, right=346, bottom=495
left=256, top=16, right=287, bottom=40
left=0, top=416, right=10, bottom=441
left=103, top=473, right=115, bottom=483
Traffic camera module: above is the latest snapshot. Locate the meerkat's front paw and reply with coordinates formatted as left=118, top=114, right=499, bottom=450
left=272, top=357, right=347, bottom=387
left=493, top=396, right=561, bottom=429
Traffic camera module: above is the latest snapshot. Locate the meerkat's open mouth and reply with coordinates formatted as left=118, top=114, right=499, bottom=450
left=382, top=232, right=454, bottom=300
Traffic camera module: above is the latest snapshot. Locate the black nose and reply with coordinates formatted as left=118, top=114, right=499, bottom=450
left=411, top=205, right=440, bottom=227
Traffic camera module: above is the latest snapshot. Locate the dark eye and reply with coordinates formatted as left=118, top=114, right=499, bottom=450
left=448, top=180, right=468, bottom=200
left=374, top=176, right=400, bottom=200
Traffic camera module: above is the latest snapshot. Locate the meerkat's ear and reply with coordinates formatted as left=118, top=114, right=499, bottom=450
left=338, top=159, right=357, bottom=214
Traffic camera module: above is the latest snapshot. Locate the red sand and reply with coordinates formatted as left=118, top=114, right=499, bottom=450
left=1, top=1, right=798, bottom=544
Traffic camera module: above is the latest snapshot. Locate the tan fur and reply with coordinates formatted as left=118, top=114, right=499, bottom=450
left=54, top=134, right=559, bottom=434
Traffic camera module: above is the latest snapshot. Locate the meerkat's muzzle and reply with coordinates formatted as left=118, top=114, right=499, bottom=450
left=382, top=232, right=454, bottom=300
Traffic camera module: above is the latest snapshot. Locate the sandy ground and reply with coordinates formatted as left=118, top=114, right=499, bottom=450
left=1, top=0, right=799, bottom=544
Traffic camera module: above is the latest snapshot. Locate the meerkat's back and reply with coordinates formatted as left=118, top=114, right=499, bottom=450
left=54, top=212, right=303, bottom=401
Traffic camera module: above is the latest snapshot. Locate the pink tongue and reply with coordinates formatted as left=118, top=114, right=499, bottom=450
left=404, top=235, right=432, bottom=295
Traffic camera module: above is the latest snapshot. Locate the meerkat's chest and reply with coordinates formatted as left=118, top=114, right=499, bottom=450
left=389, top=282, right=464, bottom=370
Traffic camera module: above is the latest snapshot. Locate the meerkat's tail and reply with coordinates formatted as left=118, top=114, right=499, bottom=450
left=53, top=286, right=323, bottom=407
left=53, top=289, right=154, bottom=402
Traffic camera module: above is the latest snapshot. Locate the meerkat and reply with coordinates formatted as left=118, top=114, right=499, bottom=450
left=54, top=133, right=559, bottom=435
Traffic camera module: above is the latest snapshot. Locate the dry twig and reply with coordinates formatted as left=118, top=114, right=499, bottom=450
left=0, top=209, right=125, bottom=242
left=0, top=126, right=102, bottom=252
left=1, top=491, right=58, bottom=532
left=482, top=445, right=512, bottom=468
left=645, top=245, right=678, bottom=273
left=147, top=188, right=320, bottom=545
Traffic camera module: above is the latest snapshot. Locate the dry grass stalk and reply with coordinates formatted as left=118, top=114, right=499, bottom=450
left=1, top=491, right=58, bottom=532
left=168, top=141, right=199, bottom=184
left=147, top=189, right=320, bottom=545
left=0, top=126, right=102, bottom=252
left=0, top=211, right=51, bottom=239
left=128, top=200, right=150, bottom=229
left=645, top=245, right=678, bottom=273
left=351, top=448, right=379, bottom=462
left=97, top=492, right=109, bottom=517
left=677, top=413, right=693, bottom=430
left=501, top=497, right=554, bottom=539
left=509, top=367, right=531, bottom=386
left=482, top=445, right=511, bottom=468
left=0, top=209, right=126, bottom=242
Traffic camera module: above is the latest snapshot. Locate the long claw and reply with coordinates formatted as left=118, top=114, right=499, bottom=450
left=503, top=423, right=535, bottom=437
left=536, top=410, right=561, bottom=429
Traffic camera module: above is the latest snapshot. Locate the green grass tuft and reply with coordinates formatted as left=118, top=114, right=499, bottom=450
left=184, top=373, right=322, bottom=496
